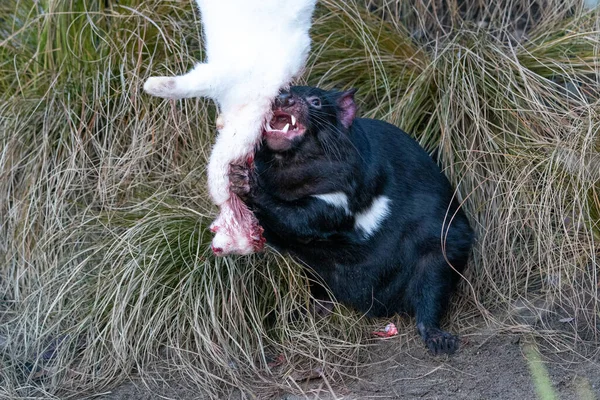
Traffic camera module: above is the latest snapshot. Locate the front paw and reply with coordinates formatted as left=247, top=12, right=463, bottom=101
left=143, top=76, right=178, bottom=99
left=229, top=164, right=252, bottom=200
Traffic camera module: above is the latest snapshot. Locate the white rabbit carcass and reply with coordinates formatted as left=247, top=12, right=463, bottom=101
left=144, top=0, right=317, bottom=255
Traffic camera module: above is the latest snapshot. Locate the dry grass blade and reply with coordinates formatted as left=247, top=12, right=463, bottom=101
left=1, top=0, right=600, bottom=398
left=0, top=1, right=365, bottom=398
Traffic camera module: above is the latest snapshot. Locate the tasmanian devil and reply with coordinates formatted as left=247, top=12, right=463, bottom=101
left=229, top=86, right=474, bottom=355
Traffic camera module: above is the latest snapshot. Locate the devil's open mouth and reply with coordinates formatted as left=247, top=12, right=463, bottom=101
left=266, top=111, right=304, bottom=134
left=263, top=111, right=305, bottom=151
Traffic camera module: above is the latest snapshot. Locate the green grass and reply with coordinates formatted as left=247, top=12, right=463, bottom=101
left=1, top=0, right=599, bottom=398
left=524, top=342, right=559, bottom=400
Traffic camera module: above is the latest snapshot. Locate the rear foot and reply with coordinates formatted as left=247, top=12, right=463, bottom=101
left=417, top=323, right=460, bottom=355
left=311, top=298, right=335, bottom=318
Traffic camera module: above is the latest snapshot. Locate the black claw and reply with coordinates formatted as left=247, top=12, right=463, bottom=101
left=427, top=341, right=437, bottom=355
left=418, top=325, right=460, bottom=356
left=229, top=164, right=252, bottom=198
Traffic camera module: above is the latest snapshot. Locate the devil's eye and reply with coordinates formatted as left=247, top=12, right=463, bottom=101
left=309, top=97, right=321, bottom=108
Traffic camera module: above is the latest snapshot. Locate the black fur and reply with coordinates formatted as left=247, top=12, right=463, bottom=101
left=230, top=86, right=474, bottom=355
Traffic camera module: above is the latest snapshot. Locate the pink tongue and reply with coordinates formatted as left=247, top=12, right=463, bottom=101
left=273, top=118, right=289, bottom=130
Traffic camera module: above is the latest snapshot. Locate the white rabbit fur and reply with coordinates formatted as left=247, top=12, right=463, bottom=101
left=144, top=0, right=316, bottom=255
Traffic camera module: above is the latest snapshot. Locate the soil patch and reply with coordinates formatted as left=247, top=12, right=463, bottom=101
left=100, top=332, right=600, bottom=399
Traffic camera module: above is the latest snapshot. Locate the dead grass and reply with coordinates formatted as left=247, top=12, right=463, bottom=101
left=1, top=0, right=599, bottom=398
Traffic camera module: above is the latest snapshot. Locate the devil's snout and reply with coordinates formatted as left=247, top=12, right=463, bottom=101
left=275, top=92, right=295, bottom=108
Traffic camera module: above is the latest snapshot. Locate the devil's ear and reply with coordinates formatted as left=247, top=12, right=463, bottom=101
left=337, top=88, right=357, bottom=129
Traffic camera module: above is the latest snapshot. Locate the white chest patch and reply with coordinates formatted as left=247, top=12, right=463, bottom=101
left=355, top=196, right=391, bottom=238
left=312, top=192, right=351, bottom=215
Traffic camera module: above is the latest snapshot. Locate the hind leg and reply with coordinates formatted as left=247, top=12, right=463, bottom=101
left=307, top=277, right=336, bottom=318
left=409, top=253, right=462, bottom=355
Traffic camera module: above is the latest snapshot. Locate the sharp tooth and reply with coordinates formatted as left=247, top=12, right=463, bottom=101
left=282, top=123, right=290, bottom=133
left=291, top=115, right=296, bottom=126
left=266, top=123, right=274, bottom=132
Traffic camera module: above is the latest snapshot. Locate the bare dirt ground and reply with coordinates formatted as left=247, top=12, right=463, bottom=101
left=99, top=331, right=600, bottom=400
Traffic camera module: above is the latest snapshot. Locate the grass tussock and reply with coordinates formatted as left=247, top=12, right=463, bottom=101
left=1, top=0, right=600, bottom=398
